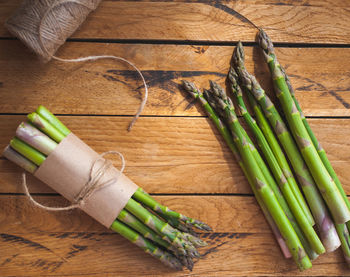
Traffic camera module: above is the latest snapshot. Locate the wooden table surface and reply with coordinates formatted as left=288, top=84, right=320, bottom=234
left=1, top=0, right=350, bottom=276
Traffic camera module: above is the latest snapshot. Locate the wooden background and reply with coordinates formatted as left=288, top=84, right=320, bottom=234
left=1, top=0, right=350, bottom=275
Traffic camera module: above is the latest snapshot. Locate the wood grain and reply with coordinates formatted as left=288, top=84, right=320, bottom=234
left=0, top=195, right=349, bottom=276
left=0, top=41, right=349, bottom=116
left=1, top=116, right=350, bottom=195
left=1, top=0, right=350, bottom=44
left=1, top=1, right=350, bottom=275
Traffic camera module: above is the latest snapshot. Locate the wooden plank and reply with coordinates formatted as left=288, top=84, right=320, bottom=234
left=0, top=195, right=348, bottom=276
left=1, top=1, right=350, bottom=44
left=1, top=116, right=350, bottom=194
left=0, top=41, right=350, bottom=117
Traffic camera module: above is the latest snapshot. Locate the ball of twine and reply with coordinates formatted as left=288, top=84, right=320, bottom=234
left=6, top=0, right=102, bottom=62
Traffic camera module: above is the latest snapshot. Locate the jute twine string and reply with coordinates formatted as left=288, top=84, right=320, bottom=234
left=22, top=151, right=126, bottom=211
left=38, top=1, right=148, bottom=132
left=7, top=0, right=148, bottom=131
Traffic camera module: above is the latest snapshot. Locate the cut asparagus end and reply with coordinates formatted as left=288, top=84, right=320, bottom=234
left=16, top=122, right=57, bottom=156
left=28, top=112, right=65, bottom=143
left=2, top=145, right=38, bottom=173
left=36, top=105, right=71, bottom=136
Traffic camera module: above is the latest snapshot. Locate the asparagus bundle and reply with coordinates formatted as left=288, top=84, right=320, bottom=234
left=232, top=41, right=340, bottom=253
left=183, top=81, right=312, bottom=270
left=257, top=30, right=350, bottom=224
left=181, top=30, right=350, bottom=269
left=257, top=29, right=350, bottom=264
left=3, top=106, right=211, bottom=271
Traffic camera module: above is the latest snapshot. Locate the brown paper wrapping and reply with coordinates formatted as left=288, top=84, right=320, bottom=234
left=34, top=133, right=138, bottom=228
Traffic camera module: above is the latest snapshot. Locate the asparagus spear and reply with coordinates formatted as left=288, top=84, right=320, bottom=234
left=110, top=220, right=183, bottom=270
left=206, top=81, right=312, bottom=270
left=233, top=41, right=341, bottom=253
left=258, top=29, right=350, bottom=225
left=182, top=80, right=292, bottom=259
left=228, top=68, right=324, bottom=254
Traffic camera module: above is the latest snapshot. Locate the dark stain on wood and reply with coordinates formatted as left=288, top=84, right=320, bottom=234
left=289, top=73, right=350, bottom=109
left=66, top=244, right=88, bottom=259
left=31, top=259, right=63, bottom=272
left=193, top=232, right=251, bottom=261
left=1, top=253, right=18, bottom=266
left=48, top=232, right=103, bottom=242
left=102, top=70, right=226, bottom=94
left=191, top=45, right=210, bottom=54
left=0, top=233, right=52, bottom=252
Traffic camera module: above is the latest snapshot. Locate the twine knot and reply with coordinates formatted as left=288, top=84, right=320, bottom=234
left=22, top=151, right=125, bottom=211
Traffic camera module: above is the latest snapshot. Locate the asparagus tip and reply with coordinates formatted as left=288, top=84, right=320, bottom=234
left=181, top=80, right=200, bottom=99
left=233, top=41, right=245, bottom=67
left=257, top=28, right=274, bottom=54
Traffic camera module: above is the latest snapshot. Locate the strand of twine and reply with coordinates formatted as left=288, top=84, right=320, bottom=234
left=39, top=0, right=148, bottom=131
left=22, top=151, right=125, bottom=211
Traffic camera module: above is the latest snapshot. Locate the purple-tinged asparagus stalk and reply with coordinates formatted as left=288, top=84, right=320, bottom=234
left=2, top=145, right=38, bottom=174
left=16, top=122, right=57, bottom=155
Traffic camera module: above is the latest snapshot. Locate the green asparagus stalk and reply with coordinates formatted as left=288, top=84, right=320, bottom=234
left=206, top=81, right=312, bottom=270
left=110, top=220, right=182, bottom=270
left=16, top=122, right=57, bottom=155
left=118, top=209, right=172, bottom=249
left=36, top=105, right=71, bottom=136
left=27, top=112, right=65, bottom=143
left=117, top=209, right=195, bottom=269
left=335, top=223, right=350, bottom=265
left=228, top=68, right=325, bottom=254
left=245, top=90, right=314, bottom=226
left=10, top=137, right=46, bottom=166
left=125, top=198, right=199, bottom=258
left=133, top=188, right=211, bottom=232
left=258, top=29, right=350, bottom=225
left=280, top=65, right=350, bottom=265
left=233, top=41, right=341, bottom=253
left=182, top=80, right=292, bottom=259
left=2, top=145, right=38, bottom=174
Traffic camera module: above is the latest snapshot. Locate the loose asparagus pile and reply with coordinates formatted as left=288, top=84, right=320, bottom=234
left=2, top=106, right=211, bottom=271
left=182, top=29, right=350, bottom=270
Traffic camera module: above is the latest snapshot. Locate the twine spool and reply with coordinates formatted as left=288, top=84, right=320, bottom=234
left=6, top=0, right=102, bottom=62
